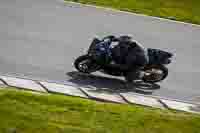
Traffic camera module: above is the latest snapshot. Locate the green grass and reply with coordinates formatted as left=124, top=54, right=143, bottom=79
left=65, top=0, right=200, bottom=25
left=0, top=88, right=200, bottom=133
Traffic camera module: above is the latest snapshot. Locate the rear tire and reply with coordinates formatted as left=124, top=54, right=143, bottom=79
left=142, top=65, right=168, bottom=83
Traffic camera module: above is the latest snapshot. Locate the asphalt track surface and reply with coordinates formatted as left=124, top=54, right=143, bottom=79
left=1, top=0, right=200, bottom=103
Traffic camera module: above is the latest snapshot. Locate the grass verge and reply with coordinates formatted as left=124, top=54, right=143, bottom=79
left=65, top=0, right=200, bottom=25
left=0, top=87, right=200, bottom=133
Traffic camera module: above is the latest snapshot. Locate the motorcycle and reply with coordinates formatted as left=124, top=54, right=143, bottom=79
left=74, top=37, right=173, bottom=83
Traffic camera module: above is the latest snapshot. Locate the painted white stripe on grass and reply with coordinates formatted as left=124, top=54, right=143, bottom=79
left=0, top=80, right=6, bottom=86
left=160, top=99, right=200, bottom=114
left=120, top=92, right=165, bottom=109
left=80, top=87, right=126, bottom=103
left=1, top=74, right=200, bottom=114
left=40, top=81, right=88, bottom=98
left=64, top=1, right=200, bottom=27
left=0, top=76, right=46, bottom=92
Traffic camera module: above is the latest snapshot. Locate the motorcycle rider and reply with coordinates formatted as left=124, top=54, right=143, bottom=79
left=101, top=35, right=149, bottom=83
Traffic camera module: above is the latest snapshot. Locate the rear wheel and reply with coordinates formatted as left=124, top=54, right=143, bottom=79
left=142, top=65, right=168, bottom=83
left=74, top=55, right=100, bottom=73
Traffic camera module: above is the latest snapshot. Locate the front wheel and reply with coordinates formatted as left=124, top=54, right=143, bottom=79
left=142, top=65, right=168, bottom=83
left=74, top=55, right=100, bottom=73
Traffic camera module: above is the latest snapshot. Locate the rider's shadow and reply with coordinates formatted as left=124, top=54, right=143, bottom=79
left=66, top=71, right=160, bottom=95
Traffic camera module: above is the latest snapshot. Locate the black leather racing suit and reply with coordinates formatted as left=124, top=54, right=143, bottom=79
left=107, top=35, right=148, bottom=82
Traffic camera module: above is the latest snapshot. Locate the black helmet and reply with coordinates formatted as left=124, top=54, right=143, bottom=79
left=118, top=35, right=132, bottom=43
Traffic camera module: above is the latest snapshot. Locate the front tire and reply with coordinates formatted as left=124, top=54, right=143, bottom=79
left=74, top=55, right=100, bottom=73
